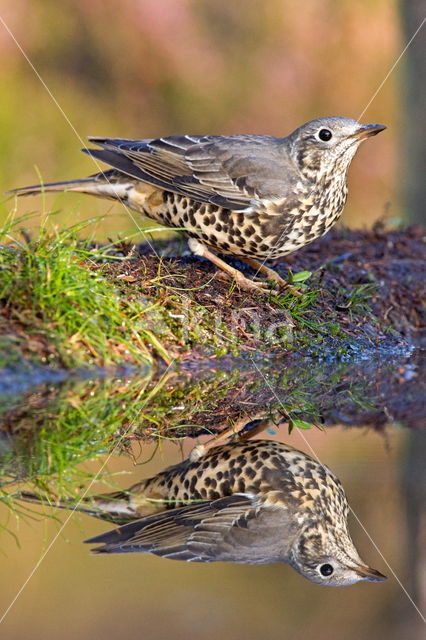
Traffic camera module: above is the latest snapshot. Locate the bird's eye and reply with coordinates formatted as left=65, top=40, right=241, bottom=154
left=318, top=128, right=332, bottom=142
left=319, top=563, right=334, bottom=577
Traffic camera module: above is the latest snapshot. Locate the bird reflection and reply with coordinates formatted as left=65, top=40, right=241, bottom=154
left=21, top=435, right=387, bottom=587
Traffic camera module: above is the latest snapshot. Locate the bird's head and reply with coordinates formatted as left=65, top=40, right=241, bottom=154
left=287, top=116, right=386, bottom=180
left=289, top=522, right=387, bottom=587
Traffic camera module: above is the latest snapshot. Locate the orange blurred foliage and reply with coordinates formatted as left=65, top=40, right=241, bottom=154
left=0, top=0, right=402, bottom=236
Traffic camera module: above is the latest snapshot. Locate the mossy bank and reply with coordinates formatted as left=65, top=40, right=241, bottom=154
left=0, top=214, right=423, bottom=371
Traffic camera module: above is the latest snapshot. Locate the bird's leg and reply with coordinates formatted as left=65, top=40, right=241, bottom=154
left=187, top=239, right=272, bottom=295
left=240, top=257, right=288, bottom=288
left=189, top=413, right=278, bottom=462
left=189, top=427, right=238, bottom=460
left=240, top=257, right=302, bottom=297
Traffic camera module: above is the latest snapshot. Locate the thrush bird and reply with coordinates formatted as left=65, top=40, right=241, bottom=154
left=21, top=439, right=386, bottom=586
left=10, top=117, right=385, bottom=294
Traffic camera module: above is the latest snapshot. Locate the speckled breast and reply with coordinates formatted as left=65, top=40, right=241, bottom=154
left=142, top=440, right=345, bottom=517
left=141, top=187, right=347, bottom=260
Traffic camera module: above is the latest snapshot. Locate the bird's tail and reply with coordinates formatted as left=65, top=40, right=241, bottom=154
left=7, top=169, right=133, bottom=201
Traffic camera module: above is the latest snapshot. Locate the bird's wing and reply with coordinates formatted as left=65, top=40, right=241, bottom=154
left=85, top=495, right=290, bottom=563
left=83, top=135, right=296, bottom=211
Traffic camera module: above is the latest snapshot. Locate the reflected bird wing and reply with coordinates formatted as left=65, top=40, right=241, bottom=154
left=83, top=135, right=296, bottom=211
left=85, top=495, right=291, bottom=563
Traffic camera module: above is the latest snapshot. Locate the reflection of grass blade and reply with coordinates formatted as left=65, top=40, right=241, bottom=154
left=0, top=367, right=237, bottom=530
left=133, top=328, right=172, bottom=365
left=0, top=366, right=241, bottom=505
left=1, top=374, right=152, bottom=501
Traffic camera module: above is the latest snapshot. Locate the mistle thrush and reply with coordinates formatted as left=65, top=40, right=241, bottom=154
left=11, top=117, right=386, bottom=294
left=21, top=439, right=387, bottom=586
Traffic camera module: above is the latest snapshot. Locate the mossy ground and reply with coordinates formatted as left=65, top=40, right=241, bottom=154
left=1, top=214, right=422, bottom=372
left=0, top=212, right=319, bottom=369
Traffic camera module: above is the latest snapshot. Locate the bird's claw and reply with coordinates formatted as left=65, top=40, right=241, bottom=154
left=216, top=271, right=272, bottom=295
left=252, top=276, right=303, bottom=297
left=216, top=270, right=302, bottom=297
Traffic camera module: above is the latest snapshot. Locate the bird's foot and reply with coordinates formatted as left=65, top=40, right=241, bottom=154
left=187, top=240, right=302, bottom=297
left=273, top=281, right=303, bottom=297
left=239, top=258, right=303, bottom=297
left=251, top=275, right=302, bottom=297
left=216, top=271, right=273, bottom=295
left=232, top=272, right=275, bottom=295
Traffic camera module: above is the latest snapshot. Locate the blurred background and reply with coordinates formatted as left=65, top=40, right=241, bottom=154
left=1, top=0, right=418, bottom=240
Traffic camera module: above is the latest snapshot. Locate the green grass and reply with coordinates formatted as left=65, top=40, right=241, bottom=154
left=0, top=213, right=163, bottom=367
left=335, top=282, right=377, bottom=314
left=0, top=211, right=328, bottom=369
left=0, top=213, right=238, bottom=367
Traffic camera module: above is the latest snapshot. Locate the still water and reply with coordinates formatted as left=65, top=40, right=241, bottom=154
left=0, top=350, right=424, bottom=640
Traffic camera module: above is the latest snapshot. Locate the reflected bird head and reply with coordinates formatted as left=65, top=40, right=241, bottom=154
left=290, top=523, right=387, bottom=586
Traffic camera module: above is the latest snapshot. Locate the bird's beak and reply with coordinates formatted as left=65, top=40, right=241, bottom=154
left=349, top=123, right=387, bottom=140
left=354, top=564, right=388, bottom=582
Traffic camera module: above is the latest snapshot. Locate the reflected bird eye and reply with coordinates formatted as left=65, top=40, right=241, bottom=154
left=320, top=563, right=334, bottom=576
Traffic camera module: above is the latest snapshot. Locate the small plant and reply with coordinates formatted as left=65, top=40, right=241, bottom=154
left=288, top=416, right=314, bottom=433
left=287, top=269, right=312, bottom=285
left=336, top=283, right=377, bottom=317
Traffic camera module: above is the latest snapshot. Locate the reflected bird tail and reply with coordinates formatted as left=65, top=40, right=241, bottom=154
left=18, top=488, right=157, bottom=525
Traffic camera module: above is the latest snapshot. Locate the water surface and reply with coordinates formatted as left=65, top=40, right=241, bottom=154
left=0, top=349, right=424, bottom=640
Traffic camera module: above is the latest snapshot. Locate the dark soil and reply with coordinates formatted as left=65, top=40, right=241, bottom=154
left=0, top=224, right=424, bottom=368
left=129, top=223, right=425, bottom=350
left=281, top=222, right=424, bottom=337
